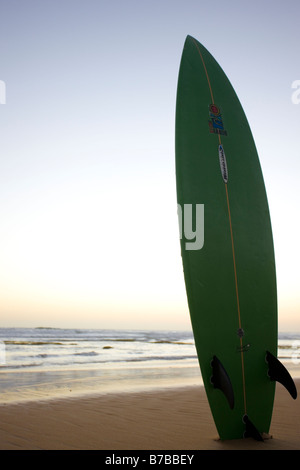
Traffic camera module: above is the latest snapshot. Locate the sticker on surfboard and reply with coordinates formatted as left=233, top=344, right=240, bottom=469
left=208, top=104, right=227, bottom=136
left=218, top=144, right=228, bottom=183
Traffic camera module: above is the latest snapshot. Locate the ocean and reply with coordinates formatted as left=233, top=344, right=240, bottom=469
left=0, top=327, right=299, bottom=403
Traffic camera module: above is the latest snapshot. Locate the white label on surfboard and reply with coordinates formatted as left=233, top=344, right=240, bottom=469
left=218, top=145, right=228, bottom=183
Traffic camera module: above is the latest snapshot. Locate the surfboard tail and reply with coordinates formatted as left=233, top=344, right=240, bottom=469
left=266, top=351, right=297, bottom=399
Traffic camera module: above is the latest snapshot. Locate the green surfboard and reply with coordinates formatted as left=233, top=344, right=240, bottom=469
left=175, top=36, right=296, bottom=440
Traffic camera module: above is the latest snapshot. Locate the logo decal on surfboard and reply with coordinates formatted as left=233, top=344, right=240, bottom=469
left=208, top=104, right=227, bottom=136
left=218, top=145, right=228, bottom=183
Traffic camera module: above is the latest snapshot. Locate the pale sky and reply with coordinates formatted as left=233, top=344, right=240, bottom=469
left=0, top=0, right=299, bottom=331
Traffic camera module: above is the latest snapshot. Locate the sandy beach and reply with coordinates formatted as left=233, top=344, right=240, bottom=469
left=0, top=379, right=298, bottom=450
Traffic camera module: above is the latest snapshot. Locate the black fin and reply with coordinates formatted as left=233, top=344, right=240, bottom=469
left=243, top=415, right=264, bottom=441
left=266, top=351, right=297, bottom=399
left=210, top=355, right=234, bottom=409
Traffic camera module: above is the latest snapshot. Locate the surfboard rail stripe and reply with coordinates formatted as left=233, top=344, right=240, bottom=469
left=190, top=36, right=247, bottom=415
left=191, top=37, right=215, bottom=106
left=225, top=183, right=247, bottom=415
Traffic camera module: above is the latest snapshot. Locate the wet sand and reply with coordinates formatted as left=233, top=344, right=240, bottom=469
left=0, top=379, right=299, bottom=450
